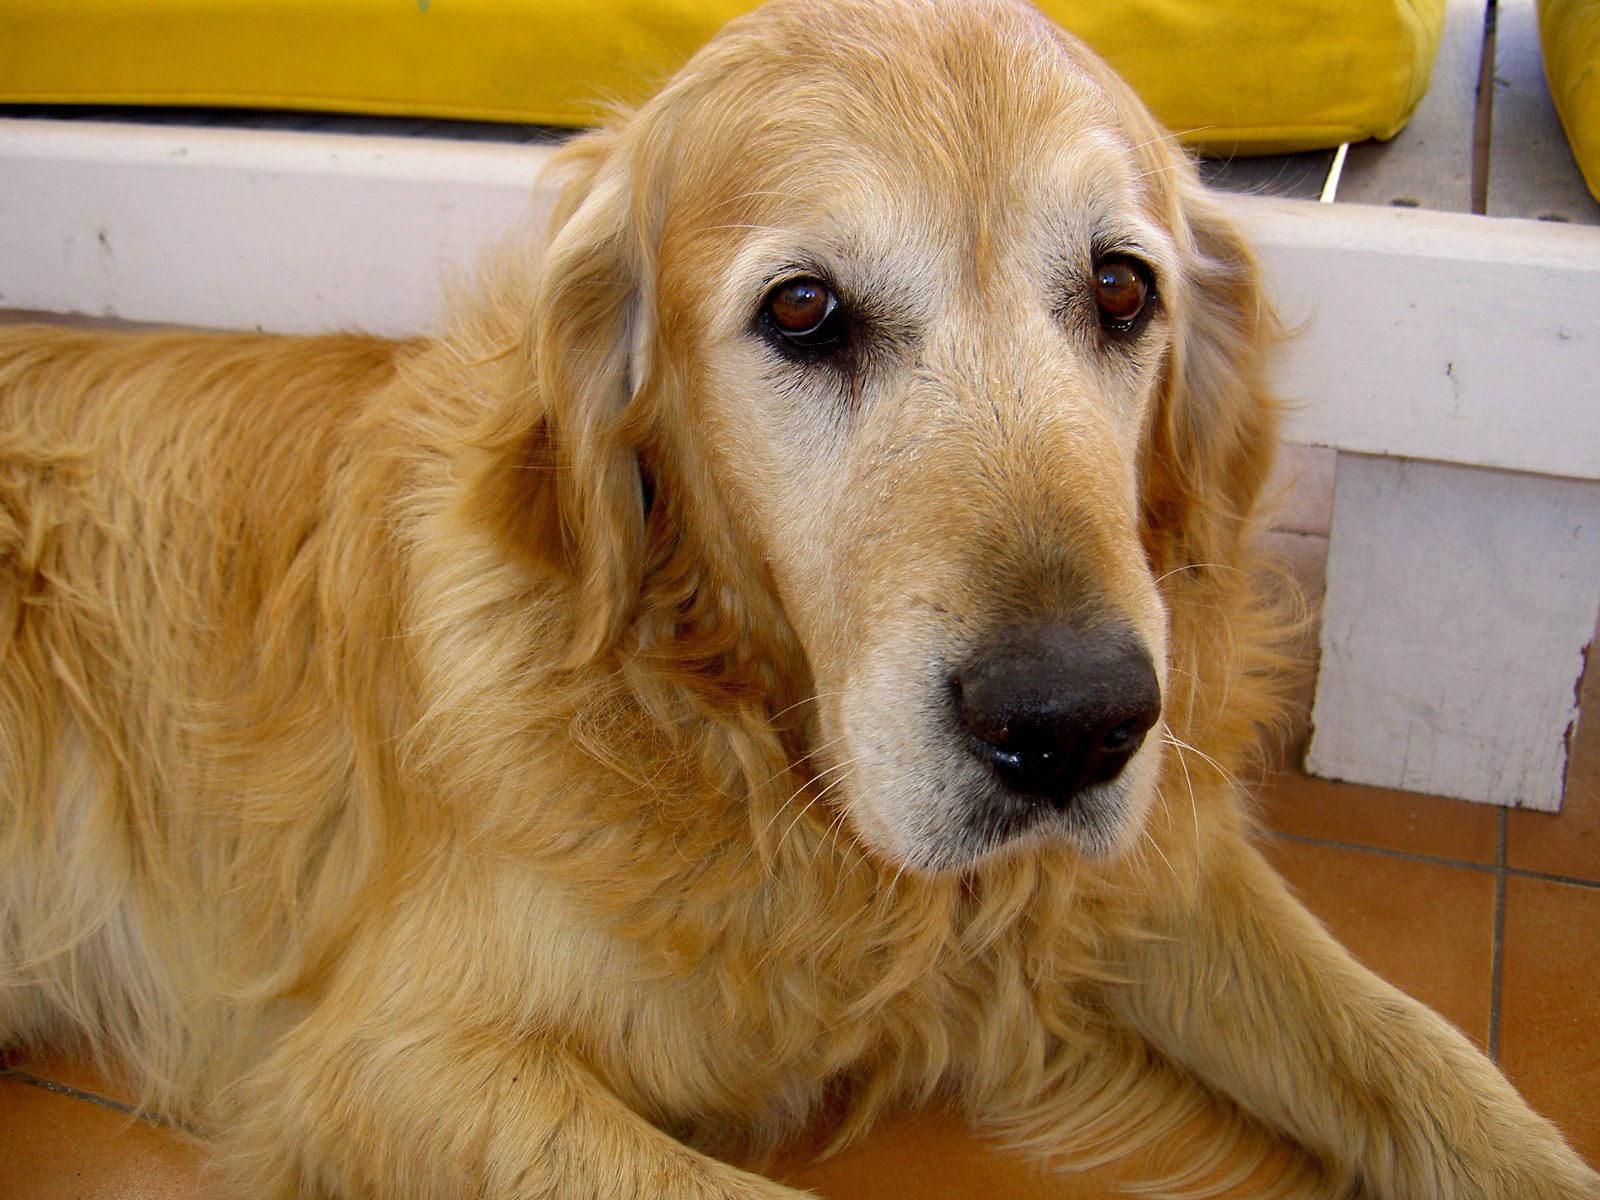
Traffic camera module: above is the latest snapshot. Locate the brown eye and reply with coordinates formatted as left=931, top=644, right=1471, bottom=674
left=763, top=276, right=842, bottom=348
left=1093, top=255, right=1151, bottom=330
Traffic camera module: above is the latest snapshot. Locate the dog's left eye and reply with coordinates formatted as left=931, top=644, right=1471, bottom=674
left=1092, top=255, right=1153, bottom=332
left=762, top=277, right=844, bottom=349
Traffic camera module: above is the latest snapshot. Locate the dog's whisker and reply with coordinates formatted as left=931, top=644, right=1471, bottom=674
left=767, top=760, right=867, bottom=852
left=772, top=792, right=827, bottom=854
left=789, top=771, right=865, bottom=849
left=1159, top=726, right=1205, bottom=852
left=749, top=726, right=851, bottom=791
left=1137, top=820, right=1181, bottom=888
left=1151, top=561, right=1241, bottom=586
left=708, top=188, right=809, bottom=213
left=762, top=689, right=851, bottom=730
left=759, top=749, right=860, bottom=827
left=701, top=222, right=794, bottom=235
left=740, top=750, right=869, bottom=876
left=1160, top=728, right=1246, bottom=799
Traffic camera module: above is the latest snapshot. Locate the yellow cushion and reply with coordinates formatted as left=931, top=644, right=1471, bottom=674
left=1, top=0, right=1444, bottom=157
left=1538, top=0, right=1600, bottom=200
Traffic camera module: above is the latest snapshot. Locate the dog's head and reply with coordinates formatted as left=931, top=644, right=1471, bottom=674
left=467, top=0, right=1278, bottom=872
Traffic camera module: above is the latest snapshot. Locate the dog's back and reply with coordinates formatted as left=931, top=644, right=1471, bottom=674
left=0, top=324, right=409, bottom=1111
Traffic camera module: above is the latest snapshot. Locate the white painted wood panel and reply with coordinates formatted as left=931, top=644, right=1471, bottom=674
left=1243, top=196, right=1600, bottom=484
left=1308, top=455, right=1600, bottom=809
left=0, top=119, right=557, bottom=337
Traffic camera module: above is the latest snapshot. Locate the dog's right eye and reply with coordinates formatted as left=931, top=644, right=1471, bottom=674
left=762, top=277, right=845, bottom=350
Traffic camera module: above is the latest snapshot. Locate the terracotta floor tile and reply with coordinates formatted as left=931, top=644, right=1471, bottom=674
left=1256, top=768, right=1500, bottom=866
left=1509, top=791, right=1600, bottom=885
left=1498, top=876, right=1600, bottom=1166
left=0, top=1072, right=212, bottom=1200
left=5, top=1044, right=139, bottom=1107
left=1508, top=629, right=1600, bottom=883
left=1261, top=837, right=1495, bottom=1047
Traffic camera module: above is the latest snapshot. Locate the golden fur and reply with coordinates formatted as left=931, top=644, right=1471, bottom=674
left=1, top=1, right=1595, bottom=1196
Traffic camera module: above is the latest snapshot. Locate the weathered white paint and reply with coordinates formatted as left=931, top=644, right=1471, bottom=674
left=1309, top=454, right=1600, bottom=810
left=1242, top=195, right=1600, bottom=484
left=0, top=119, right=558, bottom=337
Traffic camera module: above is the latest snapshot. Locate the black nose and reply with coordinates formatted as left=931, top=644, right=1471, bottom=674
left=952, top=625, right=1161, bottom=806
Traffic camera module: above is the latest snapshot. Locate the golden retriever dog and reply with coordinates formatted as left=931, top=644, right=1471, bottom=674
left=2, top=1, right=1596, bottom=1196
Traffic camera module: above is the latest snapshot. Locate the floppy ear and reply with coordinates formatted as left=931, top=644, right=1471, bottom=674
left=462, top=131, right=652, bottom=667
left=1140, top=180, right=1281, bottom=580
left=1138, top=172, right=1302, bottom=759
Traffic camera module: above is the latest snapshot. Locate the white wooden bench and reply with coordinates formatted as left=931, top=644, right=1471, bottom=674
left=1, top=0, right=1595, bottom=811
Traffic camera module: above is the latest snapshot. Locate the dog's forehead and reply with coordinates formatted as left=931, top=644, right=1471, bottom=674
left=718, top=0, right=1123, bottom=180
left=660, top=1, right=1160, bottom=262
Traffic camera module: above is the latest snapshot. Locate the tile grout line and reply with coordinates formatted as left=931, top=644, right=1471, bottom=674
left=0, top=1067, right=200, bottom=1134
left=1505, top=863, right=1600, bottom=890
left=1265, top=829, right=1495, bottom=874
left=2, top=1067, right=143, bottom=1120
left=1488, top=808, right=1508, bottom=1064
left=1262, top=829, right=1600, bottom=892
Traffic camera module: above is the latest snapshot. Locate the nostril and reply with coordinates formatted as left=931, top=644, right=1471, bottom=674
left=1101, top=717, right=1147, bottom=756
left=953, top=683, right=1007, bottom=750
left=1079, top=705, right=1160, bottom=787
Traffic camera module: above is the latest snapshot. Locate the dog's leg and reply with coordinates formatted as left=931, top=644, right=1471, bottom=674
left=221, top=1015, right=813, bottom=1200
left=1105, top=836, right=1600, bottom=1199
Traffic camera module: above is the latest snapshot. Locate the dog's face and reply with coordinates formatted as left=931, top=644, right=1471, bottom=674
left=496, top=0, right=1275, bottom=873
